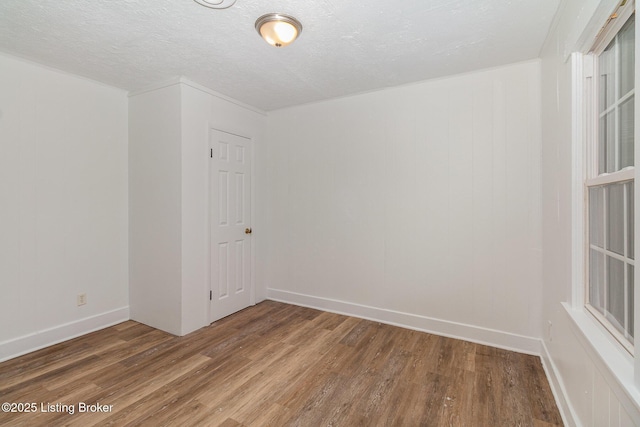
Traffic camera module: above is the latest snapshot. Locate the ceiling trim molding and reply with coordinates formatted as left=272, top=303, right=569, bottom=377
left=128, top=76, right=265, bottom=116
left=0, top=50, right=129, bottom=94
left=127, top=76, right=182, bottom=97
left=179, top=77, right=266, bottom=116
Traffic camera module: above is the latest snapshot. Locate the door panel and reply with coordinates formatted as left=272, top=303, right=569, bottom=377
left=210, top=129, right=252, bottom=322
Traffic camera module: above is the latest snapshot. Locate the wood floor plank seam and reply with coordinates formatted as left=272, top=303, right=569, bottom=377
left=0, top=301, right=563, bottom=427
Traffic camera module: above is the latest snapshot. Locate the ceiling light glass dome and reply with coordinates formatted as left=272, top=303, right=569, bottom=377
left=255, top=13, right=303, bottom=47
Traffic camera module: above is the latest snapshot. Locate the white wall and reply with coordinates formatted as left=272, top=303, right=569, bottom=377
left=540, top=0, right=639, bottom=425
left=130, top=79, right=267, bottom=336
left=0, top=53, right=129, bottom=361
left=129, top=84, right=183, bottom=335
left=265, top=60, right=543, bottom=353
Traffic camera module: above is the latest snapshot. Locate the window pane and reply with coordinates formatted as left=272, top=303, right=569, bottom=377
left=607, top=183, right=625, bottom=255
left=606, top=112, right=616, bottom=173
left=598, top=116, right=606, bottom=174
left=629, top=181, right=635, bottom=260
left=590, top=249, right=605, bottom=314
left=620, top=96, right=634, bottom=169
left=590, top=186, right=605, bottom=248
left=599, top=112, right=616, bottom=173
left=599, top=39, right=616, bottom=113
left=620, top=14, right=635, bottom=96
left=629, top=264, right=634, bottom=341
left=607, top=256, right=625, bottom=335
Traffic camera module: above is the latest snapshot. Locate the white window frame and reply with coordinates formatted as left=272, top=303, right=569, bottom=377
left=583, top=5, right=636, bottom=354
left=567, top=0, right=640, bottom=412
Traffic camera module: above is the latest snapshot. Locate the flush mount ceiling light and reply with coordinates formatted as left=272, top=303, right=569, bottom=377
left=193, top=0, right=236, bottom=9
left=255, top=13, right=303, bottom=47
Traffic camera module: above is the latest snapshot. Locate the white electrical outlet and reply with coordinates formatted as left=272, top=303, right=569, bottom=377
left=77, top=293, right=87, bottom=306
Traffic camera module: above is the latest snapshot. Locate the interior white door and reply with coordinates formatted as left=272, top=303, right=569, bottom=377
left=210, top=129, right=252, bottom=322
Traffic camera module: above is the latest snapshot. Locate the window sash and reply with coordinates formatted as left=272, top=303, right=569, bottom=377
left=586, top=178, right=635, bottom=350
left=593, top=14, right=635, bottom=176
left=586, top=181, right=635, bottom=353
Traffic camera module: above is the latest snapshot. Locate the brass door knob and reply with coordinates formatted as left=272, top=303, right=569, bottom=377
left=245, top=228, right=252, bottom=235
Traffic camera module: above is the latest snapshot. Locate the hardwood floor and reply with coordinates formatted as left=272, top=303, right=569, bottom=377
left=0, top=301, right=563, bottom=426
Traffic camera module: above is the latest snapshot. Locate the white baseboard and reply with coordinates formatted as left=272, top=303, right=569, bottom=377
left=0, top=307, right=130, bottom=363
left=267, top=288, right=541, bottom=355
left=540, top=340, right=578, bottom=427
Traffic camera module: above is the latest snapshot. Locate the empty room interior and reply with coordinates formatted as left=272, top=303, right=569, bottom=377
left=1, top=0, right=640, bottom=425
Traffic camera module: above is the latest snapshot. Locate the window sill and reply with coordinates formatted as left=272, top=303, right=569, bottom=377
left=562, top=302, right=640, bottom=416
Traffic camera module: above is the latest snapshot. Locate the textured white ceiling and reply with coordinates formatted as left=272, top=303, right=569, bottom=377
left=0, top=0, right=560, bottom=111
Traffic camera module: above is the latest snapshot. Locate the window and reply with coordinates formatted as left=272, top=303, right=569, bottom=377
left=586, top=9, right=635, bottom=353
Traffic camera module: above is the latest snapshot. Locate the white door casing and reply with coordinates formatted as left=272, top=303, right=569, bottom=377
left=210, top=129, right=252, bottom=322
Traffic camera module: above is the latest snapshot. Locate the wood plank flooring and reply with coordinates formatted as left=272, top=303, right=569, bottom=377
left=0, top=301, right=563, bottom=426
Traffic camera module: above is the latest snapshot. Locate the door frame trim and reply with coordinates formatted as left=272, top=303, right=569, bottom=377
left=207, top=125, right=256, bottom=325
